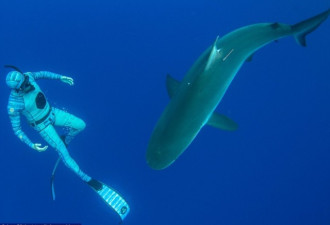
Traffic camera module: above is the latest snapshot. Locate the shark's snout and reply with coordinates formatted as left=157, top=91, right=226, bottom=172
left=146, top=144, right=176, bottom=170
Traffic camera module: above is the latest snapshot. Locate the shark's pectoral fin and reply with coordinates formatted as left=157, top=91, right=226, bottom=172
left=166, top=74, right=238, bottom=131
left=166, top=74, right=181, bottom=98
left=207, top=112, right=238, bottom=131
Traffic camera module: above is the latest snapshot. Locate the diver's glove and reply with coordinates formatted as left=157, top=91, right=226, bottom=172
left=60, top=76, right=74, bottom=86
left=33, top=143, right=48, bottom=152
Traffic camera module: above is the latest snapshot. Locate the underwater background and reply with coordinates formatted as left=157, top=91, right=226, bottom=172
left=0, top=0, right=330, bottom=224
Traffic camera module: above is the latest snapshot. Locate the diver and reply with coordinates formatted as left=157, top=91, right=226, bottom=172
left=5, top=65, right=130, bottom=221
left=5, top=66, right=92, bottom=182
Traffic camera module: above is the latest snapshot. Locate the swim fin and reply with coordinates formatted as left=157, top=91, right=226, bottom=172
left=87, top=178, right=130, bottom=221
left=50, top=157, right=61, bottom=200
left=50, top=135, right=68, bottom=200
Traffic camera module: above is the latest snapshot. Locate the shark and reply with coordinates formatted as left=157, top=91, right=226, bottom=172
left=146, top=9, right=330, bottom=170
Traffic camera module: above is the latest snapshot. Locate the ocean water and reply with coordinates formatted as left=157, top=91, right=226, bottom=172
left=0, top=0, right=329, bottom=224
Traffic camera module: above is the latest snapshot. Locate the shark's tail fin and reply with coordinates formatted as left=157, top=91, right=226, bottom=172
left=292, top=8, right=330, bottom=47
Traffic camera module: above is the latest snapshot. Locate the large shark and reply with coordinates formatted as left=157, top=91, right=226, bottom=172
left=146, top=9, right=330, bottom=170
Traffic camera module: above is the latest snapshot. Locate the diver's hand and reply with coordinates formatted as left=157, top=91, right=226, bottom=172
left=61, top=76, right=74, bottom=86
left=33, top=143, right=48, bottom=152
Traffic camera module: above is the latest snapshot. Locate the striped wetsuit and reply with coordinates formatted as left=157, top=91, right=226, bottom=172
left=7, top=71, right=91, bottom=182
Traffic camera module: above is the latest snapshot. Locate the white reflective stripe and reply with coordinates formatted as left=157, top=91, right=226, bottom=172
left=114, top=201, right=125, bottom=211
left=112, top=197, right=121, bottom=209
left=114, top=197, right=123, bottom=209
left=103, top=189, right=113, bottom=199
left=100, top=188, right=110, bottom=198
left=105, top=191, right=116, bottom=203
left=109, top=195, right=119, bottom=205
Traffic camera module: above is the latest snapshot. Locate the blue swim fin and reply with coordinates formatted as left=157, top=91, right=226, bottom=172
left=50, top=157, right=61, bottom=200
left=87, top=179, right=130, bottom=221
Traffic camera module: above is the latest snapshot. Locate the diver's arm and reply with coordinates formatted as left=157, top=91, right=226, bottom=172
left=30, top=71, right=63, bottom=80
left=30, top=71, right=74, bottom=86
left=8, top=99, right=48, bottom=151
left=7, top=100, right=34, bottom=149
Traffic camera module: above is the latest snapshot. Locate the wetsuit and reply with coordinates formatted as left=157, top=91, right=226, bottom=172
left=7, top=71, right=91, bottom=182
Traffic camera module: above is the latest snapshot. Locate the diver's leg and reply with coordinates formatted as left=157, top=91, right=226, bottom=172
left=53, top=108, right=86, bottom=145
left=39, top=125, right=91, bottom=182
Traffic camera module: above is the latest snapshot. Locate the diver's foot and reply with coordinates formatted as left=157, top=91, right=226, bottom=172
left=87, top=178, right=103, bottom=191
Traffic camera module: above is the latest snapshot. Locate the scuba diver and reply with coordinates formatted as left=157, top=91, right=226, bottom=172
left=5, top=65, right=129, bottom=221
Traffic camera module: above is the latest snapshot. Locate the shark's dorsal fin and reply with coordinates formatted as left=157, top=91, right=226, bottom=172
left=205, top=36, right=222, bottom=71
left=207, top=112, right=238, bottom=131
left=166, top=74, right=181, bottom=98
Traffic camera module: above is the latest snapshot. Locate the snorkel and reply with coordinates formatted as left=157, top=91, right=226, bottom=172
left=4, top=65, right=25, bottom=74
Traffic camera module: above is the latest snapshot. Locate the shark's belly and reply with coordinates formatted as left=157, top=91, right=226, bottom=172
left=146, top=68, right=235, bottom=170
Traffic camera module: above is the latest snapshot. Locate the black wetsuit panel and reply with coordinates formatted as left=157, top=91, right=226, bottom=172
left=35, top=92, right=46, bottom=109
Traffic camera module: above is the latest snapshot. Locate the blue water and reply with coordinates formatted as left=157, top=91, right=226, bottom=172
left=0, top=1, right=330, bottom=224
